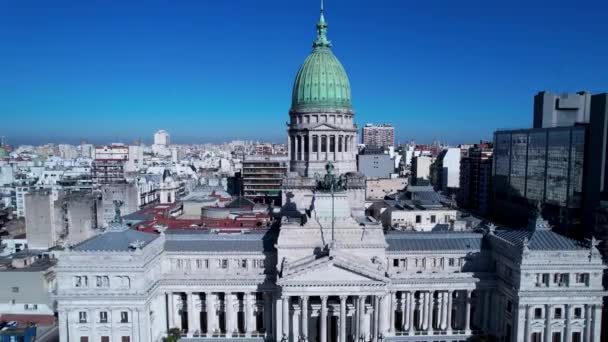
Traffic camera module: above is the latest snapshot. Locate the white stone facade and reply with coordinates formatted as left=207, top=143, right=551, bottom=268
left=54, top=191, right=607, bottom=342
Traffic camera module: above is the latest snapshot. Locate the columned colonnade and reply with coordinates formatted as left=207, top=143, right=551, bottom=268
left=288, top=133, right=357, bottom=162
left=166, top=291, right=271, bottom=338
left=164, top=289, right=498, bottom=341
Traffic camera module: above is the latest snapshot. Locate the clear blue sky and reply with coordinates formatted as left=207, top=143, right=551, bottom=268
left=1, top=0, right=607, bottom=145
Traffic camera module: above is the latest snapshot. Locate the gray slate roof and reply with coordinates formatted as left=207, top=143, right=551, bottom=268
left=73, top=229, right=158, bottom=252
left=164, top=230, right=274, bottom=253
left=493, top=229, right=587, bottom=251
left=385, top=231, right=483, bottom=252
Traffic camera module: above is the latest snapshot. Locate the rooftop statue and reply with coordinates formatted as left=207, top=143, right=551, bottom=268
left=112, top=200, right=124, bottom=224
left=315, top=162, right=347, bottom=192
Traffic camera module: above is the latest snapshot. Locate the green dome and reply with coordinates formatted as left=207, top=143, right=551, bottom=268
left=290, top=7, right=352, bottom=112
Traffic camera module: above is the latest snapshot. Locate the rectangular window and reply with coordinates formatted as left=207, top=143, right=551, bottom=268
left=196, top=259, right=202, bottom=269
left=12, top=286, right=19, bottom=293
left=120, top=311, right=129, bottom=323
left=574, top=307, right=582, bottom=319
left=554, top=307, right=562, bottom=319
left=557, top=273, right=569, bottom=287
left=338, top=136, right=343, bottom=152
left=79, top=311, right=88, bottom=323
left=312, top=136, right=318, bottom=153
left=101, top=337, right=110, bottom=342
left=506, top=300, right=513, bottom=313
left=430, top=215, right=436, bottom=223
left=240, top=259, right=247, bottom=268
left=321, top=136, right=327, bottom=153
left=531, top=332, right=542, bottom=342
left=448, top=258, right=455, bottom=267
left=576, top=273, right=589, bottom=285
left=572, top=332, right=581, bottom=342
left=80, top=337, right=89, bottom=342
left=393, top=259, right=399, bottom=267
left=415, top=215, right=421, bottom=223
left=100, top=311, right=108, bottom=323
left=534, top=308, right=542, bottom=319
left=121, top=337, right=130, bottom=342
left=542, top=273, right=550, bottom=287
left=220, top=259, right=228, bottom=269
left=330, top=136, right=335, bottom=153
left=96, top=276, right=103, bottom=287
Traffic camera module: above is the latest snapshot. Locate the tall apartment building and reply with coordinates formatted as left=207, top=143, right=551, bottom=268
left=362, top=123, right=394, bottom=148
left=458, top=142, right=493, bottom=215
left=410, top=155, right=433, bottom=185
left=534, top=91, right=591, bottom=128
left=92, top=145, right=128, bottom=184
left=492, top=126, right=587, bottom=229
left=432, top=147, right=462, bottom=194
left=241, top=155, right=288, bottom=204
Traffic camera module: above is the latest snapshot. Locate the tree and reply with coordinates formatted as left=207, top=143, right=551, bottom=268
left=163, top=328, right=181, bottom=342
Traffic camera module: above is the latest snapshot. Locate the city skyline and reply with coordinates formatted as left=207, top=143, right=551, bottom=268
left=1, top=0, right=607, bottom=146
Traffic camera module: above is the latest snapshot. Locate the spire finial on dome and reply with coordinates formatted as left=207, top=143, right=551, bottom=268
left=313, top=0, right=331, bottom=49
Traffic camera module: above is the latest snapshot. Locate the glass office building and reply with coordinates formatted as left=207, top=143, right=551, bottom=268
left=492, top=126, right=586, bottom=224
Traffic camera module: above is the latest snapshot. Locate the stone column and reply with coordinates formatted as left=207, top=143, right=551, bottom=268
left=428, top=291, right=434, bottom=333
left=308, top=134, right=313, bottom=161
left=420, top=292, right=427, bottom=331
left=464, top=290, right=471, bottom=335
left=388, top=292, right=395, bottom=334
left=301, top=296, right=309, bottom=342
left=205, top=293, right=215, bottom=337
left=288, top=135, right=292, bottom=161
left=593, top=304, right=603, bottom=342
left=355, top=296, right=361, bottom=339
left=585, top=304, right=592, bottom=342
left=320, top=296, right=328, bottom=342
left=446, top=291, right=453, bottom=334
left=324, top=135, right=328, bottom=161
left=275, top=295, right=283, bottom=341
left=58, top=309, right=68, bottom=342
left=399, top=292, right=406, bottom=331
left=301, top=135, right=306, bottom=161
left=282, top=295, right=290, bottom=341
left=245, top=293, right=254, bottom=336
left=167, top=292, right=175, bottom=330
left=358, top=296, right=366, bottom=340
left=408, top=292, right=414, bottom=332
left=225, top=293, right=234, bottom=337
left=380, top=294, right=389, bottom=335
left=544, top=304, right=551, bottom=342
left=372, top=296, right=379, bottom=342
left=441, top=292, right=448, bottom=330
left=340, top=296, right=347, bottom=342
left=525, top=305, right=532, bottom=342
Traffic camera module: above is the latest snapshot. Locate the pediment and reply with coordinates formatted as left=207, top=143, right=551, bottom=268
left=280, top=252, right=389, bottom=284
left=311, top=123, right=340, bottom=131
